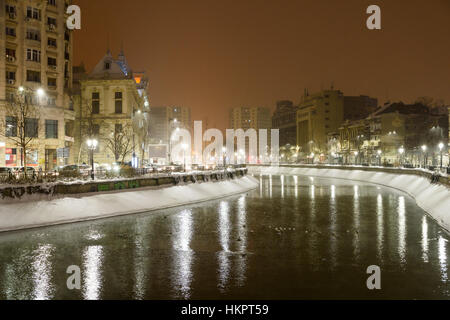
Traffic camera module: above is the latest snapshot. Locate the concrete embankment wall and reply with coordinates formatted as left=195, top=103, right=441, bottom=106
left=0, top=171, right=258, bottom=233
left=249, top=165, right=450, bottom=232
left=0, top=169, right=248, bottom=201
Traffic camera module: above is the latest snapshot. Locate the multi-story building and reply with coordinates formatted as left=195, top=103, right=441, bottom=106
left=271, top=100, right=298, bottom=147
left=338, top=102, right=449, bottom=166
left=297, top=89, right=345, bottom=157
left=297, top=89, right=378, bottom=160
left=72, top=50, right=150, bottom=166
left=0, top=0, right=74, bottom=170
left=229, top=106, right=272, bottom=158
left=147, top=106, right=191, bottom=164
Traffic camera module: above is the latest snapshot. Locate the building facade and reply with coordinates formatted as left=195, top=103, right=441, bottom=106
left=272, top=100, right=298, bottom=147
left=297, top=89, right=378, bottom=161
left=0, top=0, right=74, bottom=170
left=72, top=50, right=149, bottom=167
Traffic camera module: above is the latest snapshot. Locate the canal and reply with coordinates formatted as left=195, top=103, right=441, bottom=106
left=0, top=174, right=449, bottom=299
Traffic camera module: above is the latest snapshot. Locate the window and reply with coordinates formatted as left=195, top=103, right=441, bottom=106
left=6, top=27, right=16, bottom=37
left=48, top=78, right=56, bottom=87
left=6, top=71, right=15, bottom=81
left=27, top=7, right=41, bottom=20
left=26, top=29, right=40, bottom=41
left=115, top=123, right=123, bottom=133
left=25, top=118, right=38, bottom=138
left=48, top=38, right=57, bottom=47
left=26, top=70, right=41, bottom=83
left=47, top=17, right=57, bottom=28
left=6, top=48, right=16, bottom=58
left=45, top=120, right=58, bottom=139
left=104, top=62, right=111, bottom=70
left=6, top=4, right=16, bottom=13
left=92, top=92, right=100, bottom=114
left=5, top=117, right=17, bottom=137
left=115, top=92, right=123, bottom=114
left=47, top=96, right=56, bottom=106
left=48, top=57, right=57, bottom=67
left=48, top=0, right=57, bottom=6
left=27, top=49, right=41, bottom=62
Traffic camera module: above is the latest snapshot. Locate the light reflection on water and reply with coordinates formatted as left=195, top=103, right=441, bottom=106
left=0, top=174, right=449, bottom=299
left=82, top=245, right=103, bottom=300
left=172, top=209, right=193, bottom=299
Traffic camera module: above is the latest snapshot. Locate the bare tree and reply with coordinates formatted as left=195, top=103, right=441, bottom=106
left=0, top=89, right=41, bottom=176
left=76, top=97, right=97, bottom=164
left=104, top=124, right=135, bottom=163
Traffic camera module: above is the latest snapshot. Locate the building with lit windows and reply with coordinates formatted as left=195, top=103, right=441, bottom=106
left=0, top=0, right=74, bottom=170
left=71, top=49, right=150, bottom=166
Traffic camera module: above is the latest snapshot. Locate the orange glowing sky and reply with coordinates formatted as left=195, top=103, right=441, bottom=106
left=73, top=0, right=450, bottom=129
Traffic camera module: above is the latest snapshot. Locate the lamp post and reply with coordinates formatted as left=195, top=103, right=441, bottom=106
left=168, top=118, right=178, bottom=165
left=377, top=150, right=382, bottom=166
left=421, top=145, right=427, bottom=168
left=438, top=142, right=444, bottom=170
left=86, top=139, right=98, bottom=180
left=354, top=151, right=359, bottom=165
left=182, top=143, right=188, bottom=172
left=398, top=147, right=405, bottom=167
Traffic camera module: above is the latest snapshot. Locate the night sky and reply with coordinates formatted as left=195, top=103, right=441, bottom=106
left=73, top=0, right=450, bottom=130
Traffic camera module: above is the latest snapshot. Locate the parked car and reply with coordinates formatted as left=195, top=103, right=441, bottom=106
left=0, top=167, right=13, bottom=178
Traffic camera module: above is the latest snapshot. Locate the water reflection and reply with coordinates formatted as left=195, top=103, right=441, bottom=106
left=236, top=196, right=247, bottom=287
left=439, top=236, right=448, bottom=282
left=329, top=185, right=337, bottom=270
left=218, top=201, right=231, bottom=291
left=353, top=185, right=360, bottom=261
left=398, top=196, right=406, bottom=265
left=32, top=244, right=54, bottom=300
left=377, top=194, right=384, bottom=261
left=422, top=216, right=429, bottom=263
left=172, top=209, right=194, bottom=299
left=293, top=176, right=298, bottom=198
left=82, top=245, right=103, bottom=300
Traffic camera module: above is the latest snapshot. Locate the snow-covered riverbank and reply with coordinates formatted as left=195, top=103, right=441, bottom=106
left=0, top=176, right=258, bottom=233
left=249, top=166, right=450, bottom=232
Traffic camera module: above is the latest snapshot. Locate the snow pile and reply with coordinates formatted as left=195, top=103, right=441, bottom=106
left=0, top=176, right=258, bottom=232
left=249, top=166, right=450, bottom=232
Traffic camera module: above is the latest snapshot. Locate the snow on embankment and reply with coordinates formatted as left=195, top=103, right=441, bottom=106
left=0, top=176, right=258, bottom=233
left=250, top=166, right=450, bottom=232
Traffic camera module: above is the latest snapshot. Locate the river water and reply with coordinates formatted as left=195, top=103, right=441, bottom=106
left=0, top=174, right=449, bottom=300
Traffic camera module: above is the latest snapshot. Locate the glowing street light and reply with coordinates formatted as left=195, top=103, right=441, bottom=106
left=421, top=145, right=427, bottom=168
left=86, top=139, right=98, bottom=180
left=36, top=88, right=45, bottom=97
left=438, top=142, right=444, bottom=169
left=377, top=150, right=382, bottom=166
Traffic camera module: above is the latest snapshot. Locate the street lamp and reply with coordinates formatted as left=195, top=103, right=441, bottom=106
left=377, top=150, right=382, bottom=166
left=438, top=142, right=444, bottom=169
left=86, top=139, right=98, bottom=180
left=354, top=151, right=359, bottom=165
left=182, top=143, right=188, bottom=172
left=222, top=146, right=227, bottom=168
left=421, top=145, right=427, bottom=168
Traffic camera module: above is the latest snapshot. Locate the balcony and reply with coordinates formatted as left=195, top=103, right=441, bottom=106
left=47, top=24, right=57, bottom=33
left=5, top=55, right=16, bottom=64
left=6, top=12, right=17, bottom=22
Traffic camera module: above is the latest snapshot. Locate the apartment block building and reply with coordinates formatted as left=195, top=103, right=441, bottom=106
left=0, top=0, right=74, bottom=169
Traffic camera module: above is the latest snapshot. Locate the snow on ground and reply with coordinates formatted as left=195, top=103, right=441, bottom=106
left=0, top=176, right=258, bottom=233
left=249, top=166, right=450, bottom=232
